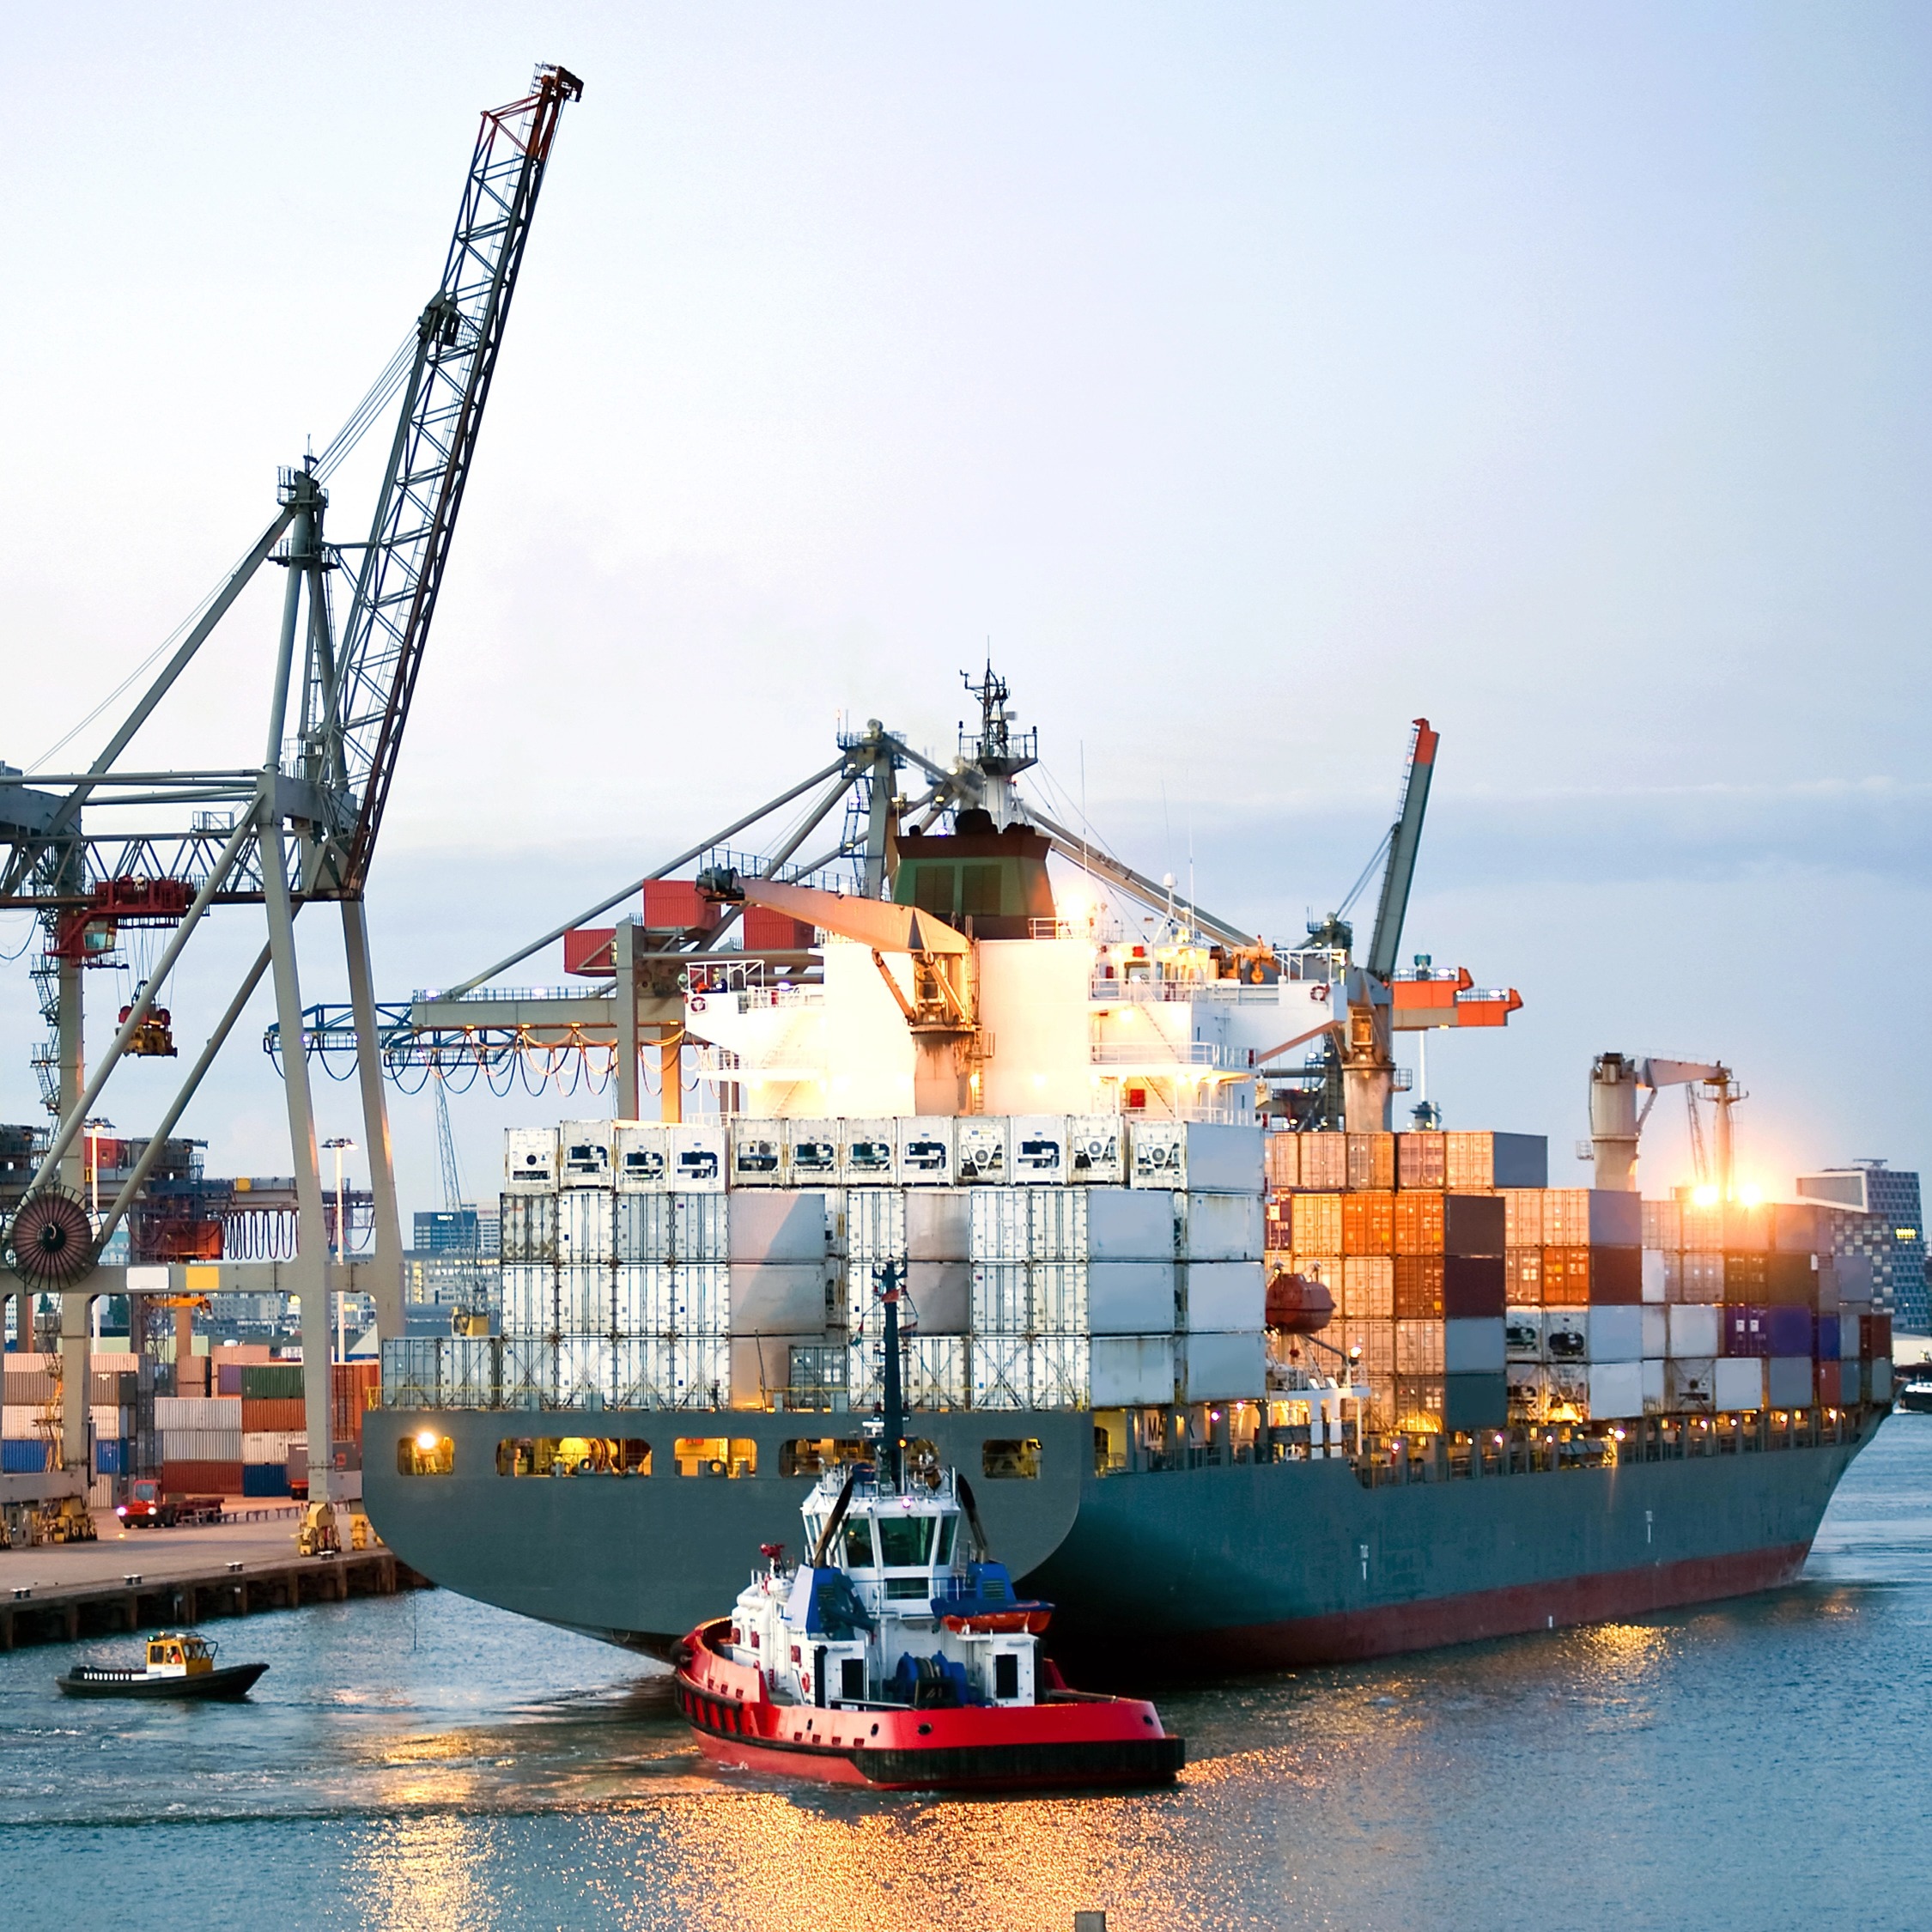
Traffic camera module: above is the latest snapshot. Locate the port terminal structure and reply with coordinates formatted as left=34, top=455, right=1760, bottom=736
left=0, top=67, right=585, bottom=1510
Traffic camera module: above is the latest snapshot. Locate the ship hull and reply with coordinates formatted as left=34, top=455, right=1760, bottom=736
left=364, top=1405, right=1877, bottom=1675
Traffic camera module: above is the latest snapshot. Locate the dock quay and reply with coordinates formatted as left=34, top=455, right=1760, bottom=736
left=0, top=1515, right=431, bottom=1650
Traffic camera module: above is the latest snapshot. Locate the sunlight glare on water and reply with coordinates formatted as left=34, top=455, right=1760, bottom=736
left=5, top=1417, right=1932, bottom=1929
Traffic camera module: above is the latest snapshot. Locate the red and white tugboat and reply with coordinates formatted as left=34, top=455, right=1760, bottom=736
left=673, top=1276, right=1183, bottom=1791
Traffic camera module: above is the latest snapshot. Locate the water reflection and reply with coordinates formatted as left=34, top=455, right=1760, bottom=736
left=5, top=1419, right=1932, bottom=1929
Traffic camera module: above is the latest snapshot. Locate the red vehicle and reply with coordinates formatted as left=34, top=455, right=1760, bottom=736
left=116, top=1481, right=224, bottom=1529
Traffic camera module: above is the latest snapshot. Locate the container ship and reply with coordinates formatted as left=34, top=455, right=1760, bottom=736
left=365, top=689, right=1893, bottom=1674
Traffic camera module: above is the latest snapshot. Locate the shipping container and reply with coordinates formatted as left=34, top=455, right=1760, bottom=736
left=1031, top=1262, right=1090, bottom=1335
left=1505, top=1246, right=1541, bottom=1303
left=1764, top=1252, right=1819, bottom=1307
left=1642, top=1198, right=1683, bottom=1251
left=1587, top=1306, right=1643, bottom=1364
left=240, top=1364, right=304, bottom=1400
left=501, top=1262, right=556, bottom=1337
left=1131, top=1121, right=1264, bottom=1194
left=160, top=1460, right=243, bottom=1496
left=1264, top=1132, right=1300, bottom=1191
left=1722, top=1205, right=1771, bottom=1255
left=1667, top=1357, right=1716, bottom=1412
left=901, top=1116, right=958, bottom=1186
left=1394, top=1318, right=1444, bottom=1376
left=971, top=1263, right=1030, bottom=1335
left=1502, top=1191, right=1544, bottom=1249
left=1585, top=1362, right=1643, bottom=1419
left=1438, top=1371, right=1507, bottom=1432
left=558, top=1120, right=615, bottom=1188
left=501, top=1192, right=559, bottom=1263
left=1287, top=1193, right=1343, bottom=1258
left=907, top=1188, right=970, bottom=1261
left=1177, top=1191, right=1263, bottom=1262
left=1394, top=1131, right=1446, bottom=1190
left=726, top=1191, right=826, bottom=1267
left=1443, top=1255, right=1505, bottom=1319
left=1712, top=1357, right=1765, bottom=1411
left=1, top=1439, right=47, bottom=1473
left=1724, top=1307, right=1770, bottom=1358
left=1444, top=1130, right=1546, bottom=1191
left=1766, top=1357, right=1814, bottom=1409
left=505, top=1126, right=558, bottom=1192
left=1030, top=1189, right=1092, bottom=1263
left=1345, top=1132, right=1396, bottom=1191
left=1089, top=1334, right=1176, bottom=1407
left=728, top=1122, right=786, bottom=1188
left=1540, top=1247, right=1590, bottom=1307
left=784, top=1121, right=840, bottom=1182
left=242, top=1429, right=301, bottom=1464
left=556, top=1264, right=611, bottom=1334
left=615, top=1194, right=673, bottom=1265
left=1341, top=1191, right=1396, bottom=1256
left=155, top=1396, right=243, bottom=1431
left=670, top=1125, right=727, bottom=1193
left=1642, top=1249, right=1667, bottom=1303
left=240, top=1397, right=305, bottom=1432
left=1668, top=1303, right=1722, bottom=1358
left=557, top=1190, right=616, bottom=1265
left=1504, top=1308, right=1542, bottom=1361
left=672, top=1193, right=730, bottom=1262
left=1544, top=1310, right=1588, bottom=1363
left=616, top=1122, right=672, bottom=1191
left=1444, top=1318, right=1505, bottom=1376
left=1393, top=1255, right=1444, bottom=1320
left=957, top=1118, right=1010, bottom=1184
left=1178, top=1331, right=1267, bottom=1401
left=728, top=1263, right=823, bottom=1335
left=1590, top=1247, right=1643, bottom=1306
left=1088, top=1188, right=1171, bottom=1261
left=1341, top=1256, right=1394, bottom=1320
left=839, top=1118, right=899, bottom=1185
left=1186, top=1261, right=1264, bottom=1331
left=1007, top=1115, right=1068, bottom=1185
left=1297, top=1133, right=1348, bottom=1191
left=1088, top=1262, right=1177, bottom=1334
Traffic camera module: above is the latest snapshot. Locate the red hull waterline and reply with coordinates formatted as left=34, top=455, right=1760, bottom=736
left=1079, top=1540, right=1816, bottom=1677
left=675, top=1620, right=1183, bottom=1792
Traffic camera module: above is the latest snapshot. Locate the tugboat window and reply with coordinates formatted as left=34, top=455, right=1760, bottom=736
left=876, top=1516, right=936, bottom=1567
left=398, top=1431, right=454, bottom=1475
left=675, top=1437, right=757, bottom=1478
left=842, top=1516, right=876, bottom=1566
left=981, top=1438, right=1042, bottom=1479
left=495, top=1437, right=651, bottom=1477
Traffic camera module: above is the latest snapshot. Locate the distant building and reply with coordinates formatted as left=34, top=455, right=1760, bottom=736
left=1795, top=1162, right=1929, bottom=1334
left=412, top=1207, right=500, bottom=1257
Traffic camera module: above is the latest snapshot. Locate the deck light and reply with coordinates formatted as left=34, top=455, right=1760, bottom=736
left=416, top=1429, right=440, bottom=1453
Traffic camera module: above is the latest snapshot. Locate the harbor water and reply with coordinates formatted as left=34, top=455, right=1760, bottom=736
left=4, top=1418, right=1931, bottom=1931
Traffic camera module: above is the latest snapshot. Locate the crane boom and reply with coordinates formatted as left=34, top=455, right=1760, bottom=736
left=327, top=64, right=583, bottom=895
left=1365, top=719, right=1438, bottom=982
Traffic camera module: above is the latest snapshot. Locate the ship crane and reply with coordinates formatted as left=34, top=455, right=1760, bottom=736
left=1267, top=721, right=1521, bottom=1133
left=0, top=64, right=582, bottom=1486
left=1588, top=1052, right=1743, bottom=1196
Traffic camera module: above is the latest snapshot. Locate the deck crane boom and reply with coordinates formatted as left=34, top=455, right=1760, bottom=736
left=1589, top=1052, right=1742, bottom=1194
left=1340, top=720, right=1439, bottom=1130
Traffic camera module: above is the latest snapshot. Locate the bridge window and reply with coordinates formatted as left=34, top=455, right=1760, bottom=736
left=843, top=1515, right=876, bottom=1567
left=495, top=1437, right=651, bottom=1477
left=398, top=1430, right=454, bottom=1476
left=910, top=866, right=956, bottom=915
left=877, top=1514, right=936, bottom=1567
left=981, top=1438, right=1041, bottom=1480
left=675, top=1437, right=756, bottom=1478
left=780, top=1437, right=867, bottom=1479
left=960, top=862, right=1004, bottom=915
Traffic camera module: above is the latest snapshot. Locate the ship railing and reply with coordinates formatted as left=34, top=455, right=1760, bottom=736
left=1091, top=976, right=1276, bottom=1005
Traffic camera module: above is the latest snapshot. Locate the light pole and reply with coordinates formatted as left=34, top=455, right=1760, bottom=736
left=82, top=1119, right=113, bottom=1348
left=323, top=1137, right=355, bottom=1365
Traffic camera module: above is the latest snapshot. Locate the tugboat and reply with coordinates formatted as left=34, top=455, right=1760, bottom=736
left=672, top=1271, right=1184, bottom=1791
left=56, top=1631, right=268, bottom=1700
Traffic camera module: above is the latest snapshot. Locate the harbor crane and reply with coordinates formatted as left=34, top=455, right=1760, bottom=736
left=0, top=64, right=582, bottom=1491
left=1588, top=1052, right=1743, bottom=1195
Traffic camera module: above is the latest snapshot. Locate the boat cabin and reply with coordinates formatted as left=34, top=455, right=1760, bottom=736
left=145, top=1632, right=215, bottom=1677
left=724, top=1465, right=1045, bottom=1714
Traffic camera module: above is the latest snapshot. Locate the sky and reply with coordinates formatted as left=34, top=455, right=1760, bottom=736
left=2, top=2, right=1928, bottom=1220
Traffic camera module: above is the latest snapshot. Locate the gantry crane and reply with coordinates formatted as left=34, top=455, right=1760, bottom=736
left=0, top=64, right=582, bottom=1490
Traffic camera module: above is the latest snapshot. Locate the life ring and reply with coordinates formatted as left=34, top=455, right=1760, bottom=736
left=690, top=994, right=707, bottom=1012
left=1310, top=984, right=1330, bottom=1003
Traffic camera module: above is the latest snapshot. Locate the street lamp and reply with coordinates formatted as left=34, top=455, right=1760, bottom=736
left=323, top=1137, right=356, bottom=1365
left=82, top=1118, right=114, bottom=1221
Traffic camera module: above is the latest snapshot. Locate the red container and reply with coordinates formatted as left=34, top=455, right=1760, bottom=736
left=741, top=906, right=816, bottom=951
left=1589, top=1246, right=1643, bottom=1305
left=1443, top=1254, right=1505, bottom=1319
left=161, top=1460, right=243, bottom=1497
left=1816, top=1361, right=1842, bottom=1406
left=1393, top=1255, right=1444, bottom=1319
left=563, top=926, right=616, bottom=976
left=642, top=879, right=722, bottom=933
left=1862, top=1313, right=1893, bottom=1359
left=241, top=1397, right=306, bottom=1431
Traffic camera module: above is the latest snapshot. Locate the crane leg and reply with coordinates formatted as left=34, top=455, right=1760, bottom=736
left=262, top=818, right=334, bottom=1506
left=343, top=897, right=404, bottom=1340
left=615, top=920, right=640, bottom=1120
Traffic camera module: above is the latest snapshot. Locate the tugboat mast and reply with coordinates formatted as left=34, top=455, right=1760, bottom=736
left=878, top=1261, right=907, bottom=1492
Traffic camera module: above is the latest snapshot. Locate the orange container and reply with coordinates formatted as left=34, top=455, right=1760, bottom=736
left=1341, top=1191, right=1395, bottom=1256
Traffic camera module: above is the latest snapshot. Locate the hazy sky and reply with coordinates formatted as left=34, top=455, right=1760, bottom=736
left=3, top=3, right=1928, bottom=1218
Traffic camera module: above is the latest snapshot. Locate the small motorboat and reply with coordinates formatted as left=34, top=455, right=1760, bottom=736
left=1896, top=1379, right=1932, bottom=1414
left=57, top=1631, right=268, bottom=1700
left=672, top=1273, right=1182, bottom=1791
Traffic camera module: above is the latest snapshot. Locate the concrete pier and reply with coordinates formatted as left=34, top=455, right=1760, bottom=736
left=0, top=1514, right=430, bottom=1650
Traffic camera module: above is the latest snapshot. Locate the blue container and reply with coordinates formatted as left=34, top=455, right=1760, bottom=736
left=1766, top=1305, right=1812, bottom=1356
left=1814, top=1314, right=1842, bottom=1362
left=240, top=1463, right=289, bottom=1498
left=1723, top=1306, right=1771, bottom=1358
left=1, top=1439, right=48, bottom=1474
left=94, top=1438, right=126, bottom=1476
